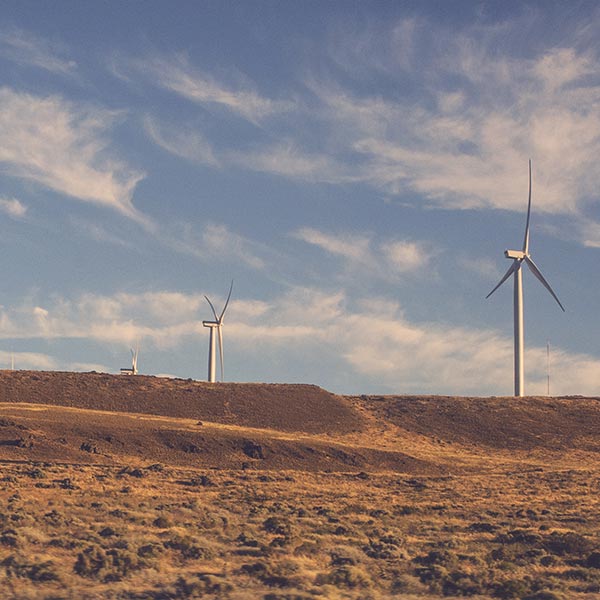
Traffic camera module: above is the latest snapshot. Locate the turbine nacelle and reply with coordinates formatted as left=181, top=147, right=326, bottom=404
left=504, top=249, right=527, bottom=260
left=202, top=320, right=220, bottom=328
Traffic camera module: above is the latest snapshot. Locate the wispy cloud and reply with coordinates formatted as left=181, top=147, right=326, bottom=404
left=143, top=115, right=218, bottom=166
left=292, top=227, right=433, bottom=279
left=0, top=88, right=148, bottom=225
left=135, top=17, right=600, bottom=241
left=0, top=27, right=76, bottom=75
left=580, top=220, right=600, bottom=248
left=125, top=53, right=292, bottom=123
left=313, top=21, right=600, bottom=219
left=163, top=222, right=267, bottom=270
left=0, top=292, right=203, bottom=348
left=228, top=141, right=354, bottom=183
left=0, top=197, right=27, bottom=219
left=292, top=228, right=370, bottom=263
left=144, top=117, right=354, bottom=183
left=457, top=256, right=501, bottom=280
left=69, top=217, right=134, bottom=248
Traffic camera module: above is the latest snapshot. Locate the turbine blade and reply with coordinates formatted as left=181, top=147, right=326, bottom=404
left=218, top=325, right=224, bottom=381
left=205, top=295, right=219, bottom=321
left=486, top=261, right=519, bottom=299
left=524, top=256, right=565, bottom=312
left=219, top=280, right=234, bottom=321
left=523, top=159, right=532, bottom=254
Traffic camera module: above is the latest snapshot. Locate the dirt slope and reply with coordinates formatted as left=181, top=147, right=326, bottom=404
left=0, top=402, right=433, bottom=473
left=0, top=370, right=363, bottom=434
left=355, top=394, right=600, bottom=452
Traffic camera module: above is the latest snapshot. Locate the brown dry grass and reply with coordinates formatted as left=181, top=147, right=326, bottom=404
left=0, top=371, right=599, bottom=599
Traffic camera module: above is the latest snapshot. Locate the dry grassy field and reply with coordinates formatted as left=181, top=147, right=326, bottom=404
left=0, top=371, right=599, bottom=599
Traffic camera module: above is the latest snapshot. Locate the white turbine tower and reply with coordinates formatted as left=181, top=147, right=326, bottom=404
left=202, top=281, right=233, bottom=383
left=486, top=160, right=564, bottom=397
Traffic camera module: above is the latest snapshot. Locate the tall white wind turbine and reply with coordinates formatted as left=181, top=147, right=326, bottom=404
left=131, top=346, right=139, bottom=375
left=120, top=345, right=139, bottom=375
left=202, top=281, right=233, bottom=383
left=486, top=160, right=565, bottom=397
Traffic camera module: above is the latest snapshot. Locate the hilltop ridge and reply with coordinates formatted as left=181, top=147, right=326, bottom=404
left=0, top=370, right=598, bottom=473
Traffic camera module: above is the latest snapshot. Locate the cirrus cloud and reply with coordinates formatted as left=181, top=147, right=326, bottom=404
left=0, top=88, right=148, bottom=224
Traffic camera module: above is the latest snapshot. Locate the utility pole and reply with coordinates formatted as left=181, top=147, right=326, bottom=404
left=546, top=340, right=550, bottom=396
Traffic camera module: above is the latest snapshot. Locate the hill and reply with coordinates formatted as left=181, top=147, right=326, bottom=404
left=1, top=371, right=598, bottom=473
left=0, top=371, right=599, bottom=600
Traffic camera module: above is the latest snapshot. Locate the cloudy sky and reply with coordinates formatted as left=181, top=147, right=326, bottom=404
left=1, top=0, right=599, bottom=395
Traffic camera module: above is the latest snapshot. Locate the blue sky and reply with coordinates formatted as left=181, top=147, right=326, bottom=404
left=1, top=0, right=599, bottom=395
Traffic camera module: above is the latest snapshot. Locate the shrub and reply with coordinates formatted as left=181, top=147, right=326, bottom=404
left=163, top=535, right=213, bottom=559
left=80, top=442, right=99, bottom=454
left=240, top=560, right=300, bottom=588
left=243, top=440, right=265, bottom=459
left=263, top=594, right=311, bottom=600
left=99, top=526, right=117, bottom=538
left=493, top=579, right=531, bottom=599
left=363, top=539, right=400, bottom=559
left=523, top=592, right=565, bottom=600
left=118, top=466, right=145, bottom=478
left=544, top=531, right=595, bottom=556
left=330, top=548, right=361, bottom=566
left=2, top=555, right=60, bottom=582
left=414, top=565, right=448, bottom=585
left=153, top=516, right=172, bottom=528
left=27, top=467, right=46, bottom=479
left=74, top=545, right=147, bottom=581
left=495, top=530, right=543, bottom=545
left=263, top=517, right=292, bottom=536
left=586, top=551, right=600, bottom=568
left=0, top=530, right=18, bottom=547
left=414, top=550, right=455, bottom=567
left=174, top=573, right=233, bottom=597
left=468, top=521, right=498, bottom=533
left=441, top=570, right=485, bottom=596
left=145, top=463, right=164, bottom=472
left=315, top=566, right=371, bottom=589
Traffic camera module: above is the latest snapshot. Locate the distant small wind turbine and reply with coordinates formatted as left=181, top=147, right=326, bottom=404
left=120, top=346, right=139, bottom=375
left=486, top=160, right=564, bottom=397
left=202, top=281, right=233, bottom=383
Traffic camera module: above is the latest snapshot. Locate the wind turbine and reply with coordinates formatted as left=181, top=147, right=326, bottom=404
left=486, top=160, right=564, bottom=397
left=131, top=346, right=139, bottom=375
left=202, top=281, right=233, bottom=383
left=120, top=345, right=139, bottom=375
